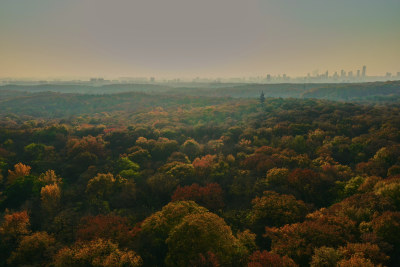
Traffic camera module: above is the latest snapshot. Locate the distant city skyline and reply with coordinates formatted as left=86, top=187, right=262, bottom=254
left=1, top=0, right=399, bottom=79
left=1, top=64, right=399, bottom=82
left=2, top=64, right=400, bottom=85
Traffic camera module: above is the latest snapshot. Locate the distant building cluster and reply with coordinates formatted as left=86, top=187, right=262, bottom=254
left=263, top=66, right=399, bottom=83
left=1, top=65, right=400, bottom=85
left=203, top=66, right=399, bottom=84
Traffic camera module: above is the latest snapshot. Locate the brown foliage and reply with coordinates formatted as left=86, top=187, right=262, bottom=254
left=287, top=168, right=331, bottom=204
left=265, top=212, right=357, bottom=266
left=41, top=183, right=62, bottom=213
left=248, top=250, right=297, bottom=267
left=77, top=214, right=136, bottom=247
left=242, top=147, right=281, bottom=173
left=86, top=173, right=116, bottom=199
left=171, top=183, right=224, bottom=210
left=53, top=238, right=142, bottom=267
left=193, top=154, right=216, bottom=174
left=67, top=135, right=106, bottom=158
left=326, top=192, right=395, bottom=224
left=190, top=251, right=221, bottom=267
left=0, top=210, right=30, bottom=241
left=7, top=231, right=57, bottom=266
left=371, top=211, right=400, bottom=246
left=338, top=242, right=389, bottom=265
left=249, top=191, right=309, bottom=228
left=39, top=170, right=62, bottom=185
left=337, top=255, right=375, bottom=267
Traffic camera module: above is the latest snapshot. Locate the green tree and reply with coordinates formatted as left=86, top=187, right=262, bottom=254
left=138, top=201, right=208, bottom=266
left=166, top=212, right=245, bottom=267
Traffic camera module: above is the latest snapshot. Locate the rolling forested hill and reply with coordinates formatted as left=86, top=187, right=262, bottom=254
left=1, top=80, right=399, bottom=100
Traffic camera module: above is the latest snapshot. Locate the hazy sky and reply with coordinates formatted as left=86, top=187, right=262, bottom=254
left=1, top=0, right=399, bottom=79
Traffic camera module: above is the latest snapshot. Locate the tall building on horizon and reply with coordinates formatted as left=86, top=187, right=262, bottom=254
left=362, top=65, right=367, bottom=77
left=333, top=72, right=339, bottom=80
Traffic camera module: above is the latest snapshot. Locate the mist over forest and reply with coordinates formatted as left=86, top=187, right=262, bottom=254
left=1, top=81, right=400, bottom=118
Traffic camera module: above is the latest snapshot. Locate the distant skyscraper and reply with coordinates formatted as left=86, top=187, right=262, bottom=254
left=357, top=70, right=360, bottom=77
left=341, top=70, right=346, bottom=78
left=266, top=74, right=271, bottom=82
left=362, top=65, right=366, bottom=77
left=348, top=71, right=353, bottom=78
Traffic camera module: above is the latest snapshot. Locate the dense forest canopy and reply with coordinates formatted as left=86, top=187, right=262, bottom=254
left=1, top=82, right=400, bottom=266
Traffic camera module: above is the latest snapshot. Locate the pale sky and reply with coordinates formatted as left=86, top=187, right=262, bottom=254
left=1, top=0, right=399, bottom=79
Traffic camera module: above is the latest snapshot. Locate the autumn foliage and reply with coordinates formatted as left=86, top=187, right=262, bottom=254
left=77, top=214, right=136, bottom=247
left=171, top=183, right=224, bottom=210
left=1, top=96, right=400, bottom=266
left=7, top=163, right=31, bottom=184
left=247, top=250, right=297, bottom=267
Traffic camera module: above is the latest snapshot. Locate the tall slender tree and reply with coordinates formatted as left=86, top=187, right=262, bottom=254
left=259, top=91, right=265, bottom=106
